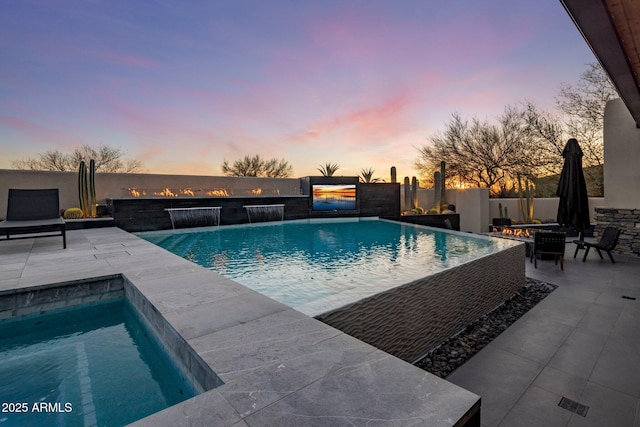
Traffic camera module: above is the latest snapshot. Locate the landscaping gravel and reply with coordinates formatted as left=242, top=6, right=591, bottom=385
left=414, top=278, right=557, bottom=378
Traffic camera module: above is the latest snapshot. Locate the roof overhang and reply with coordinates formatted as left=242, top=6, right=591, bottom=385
left=560, top=0, right=640, bottom=127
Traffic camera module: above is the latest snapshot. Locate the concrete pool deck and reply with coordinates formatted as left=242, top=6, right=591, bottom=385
left=449, top=242, right=640, bottom=426
left=0, top=227, right=480, bottom=426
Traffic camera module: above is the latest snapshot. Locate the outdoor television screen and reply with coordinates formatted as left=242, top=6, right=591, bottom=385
left=312, top=184, right=357, bottom=211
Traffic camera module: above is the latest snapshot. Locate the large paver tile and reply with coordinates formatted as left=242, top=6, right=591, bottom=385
left=239, top=353, right=477, bottom=427
left=568, top=381, right=638, bottom=427
left=498, top=385, right=572, bottom=427
left=589, top=335, right=640, bottom=398
left=489, top=312, right=573, bottom=364
left=165, top=291, right=288, bottom=341
left=130, top=390, right=244, bottom=427
left=548, top=329, right=608, bottom=379
left=448, top=346, right=542, bottom=427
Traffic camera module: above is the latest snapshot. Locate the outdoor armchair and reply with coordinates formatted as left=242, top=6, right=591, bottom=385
left=0, top=188, right=66, bottom=248
left=531, top=231, right=566, bottom=270
left=573, top=226, right=621, bottom=263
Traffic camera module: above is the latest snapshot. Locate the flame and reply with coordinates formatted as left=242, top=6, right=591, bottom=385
left=128, top=188, right=146, bottom=197
left=180, top=188, right=195, bottom=196
left=154, top=188, right=177, bottom=197
left=206, top=189, right=230, bottom=196
left=501, top=227, right=531, bottom=238
left=251, top=188, right=263, bottom=195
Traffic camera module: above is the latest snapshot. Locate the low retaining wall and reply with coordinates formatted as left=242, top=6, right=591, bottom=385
left=594, top=207, right=640, bottom=256
left=315, top=242, right=525, bottom=362
left=108, top=183, right=401, bottom=232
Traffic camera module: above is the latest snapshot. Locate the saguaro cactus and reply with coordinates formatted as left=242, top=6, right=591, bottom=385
left=434, top=171, right=442, bottom=213
left=404, top=176, right=411, bottom=210
left=390, top=166, right=397, bottom=183
left=89, top=159, right=96, bottom=217
left=440, top=161, right=447, bottom=208
left=78, top=159, right=97, bottom=218
left=78, top=161, right=89, bottom=217
left=517, top=175, right=534, bottom=223
left=411, top=176, right=418, bottom=209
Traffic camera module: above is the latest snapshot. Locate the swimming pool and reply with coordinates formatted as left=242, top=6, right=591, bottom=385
left=141, top=218, right=517, bottom=314
left=140, top=218, right=525, bottom=361
left=0, top=299, right=198, bottom=426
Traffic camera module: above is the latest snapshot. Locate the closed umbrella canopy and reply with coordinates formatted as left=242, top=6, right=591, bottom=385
left=556, top=138, right=590, bottom=235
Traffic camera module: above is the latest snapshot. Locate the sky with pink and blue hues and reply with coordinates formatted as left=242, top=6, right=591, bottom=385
left=0, top=0, right=596, bottom=180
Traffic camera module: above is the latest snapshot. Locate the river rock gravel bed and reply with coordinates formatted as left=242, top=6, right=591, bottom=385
left=414, top=278, right=557, bottom=378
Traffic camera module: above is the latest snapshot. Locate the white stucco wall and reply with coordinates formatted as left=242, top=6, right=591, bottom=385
left=604, top=98, right=640, bottom=209
left=0, top=169, right=302, bottom=218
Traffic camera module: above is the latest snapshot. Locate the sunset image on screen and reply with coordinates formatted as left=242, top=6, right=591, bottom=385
left=312, top=185, right=356, bottom=211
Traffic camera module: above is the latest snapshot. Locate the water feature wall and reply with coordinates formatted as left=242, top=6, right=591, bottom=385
left=244, top=204, right=285, bottom=223
left=110, top=197, right=310, bottom=232
left=315, top=242, right=525, bottom=362
left=108, top=183, right=400, bottom=232
left=165, top=207, right=221, bottom=229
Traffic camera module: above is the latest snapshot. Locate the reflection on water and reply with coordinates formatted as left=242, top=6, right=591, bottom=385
left=141, top=220, right=510, bottom=309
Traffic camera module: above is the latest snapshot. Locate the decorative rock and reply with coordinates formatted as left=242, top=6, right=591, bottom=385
left=414, top=278, right=556, bottom=378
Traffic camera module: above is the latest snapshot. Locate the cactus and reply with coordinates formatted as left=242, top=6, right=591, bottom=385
left=78, top=161, right=89, bottom=217
left=440, top=161, right=447, bottom=207
left=390, top=166, right=396, bottom=183
left=63, top=207, right=84, bottom=219
left=434, top=171, right=442, bottom=213
left=411, top=176, right=418, bottom=209
left=404, top=176, right=411, bottom=210
left=89, top=159, right=96, bottom=217
left=78, top=159, right=97, bottom=218
left=517, top=175, right=534, bottom=223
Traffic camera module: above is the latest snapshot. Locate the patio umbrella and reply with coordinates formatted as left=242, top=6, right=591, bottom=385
left=556, top=138, right=590, bottom=238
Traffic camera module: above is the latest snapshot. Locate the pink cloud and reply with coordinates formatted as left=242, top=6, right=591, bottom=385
left=288, top=90, right=415, bottom=146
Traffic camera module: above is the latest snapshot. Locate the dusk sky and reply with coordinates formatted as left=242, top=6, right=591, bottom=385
left=0, top=1, right=597, bottom=180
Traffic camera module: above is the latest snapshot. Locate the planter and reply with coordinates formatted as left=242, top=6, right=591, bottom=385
left=396, top=213, right=460, bottom=231
left=64, top=217, right=116, bottom=230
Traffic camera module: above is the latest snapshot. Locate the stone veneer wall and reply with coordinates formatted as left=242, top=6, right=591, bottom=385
left=315, top=242, right=525, bottom=362
left=594, top=207, right=640, bottom=256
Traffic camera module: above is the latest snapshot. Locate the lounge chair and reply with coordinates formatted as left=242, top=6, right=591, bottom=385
left=530, top=231, right=566, bottom=270
left=573, top=226, right=621, bottom=263
left=0, top=189, right=66, bottom=248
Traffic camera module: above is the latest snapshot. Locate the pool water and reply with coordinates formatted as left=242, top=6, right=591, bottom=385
left=141, top=219, right=514, bottom=314
left=0, top=299, right=198, bottom=427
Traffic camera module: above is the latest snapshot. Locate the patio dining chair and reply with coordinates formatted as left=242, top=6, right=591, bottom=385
left=0, top=188, right=66, bottom=248
left=573, top=226, right=621, bottom=263
left=530, top=231, right=566, bottom=270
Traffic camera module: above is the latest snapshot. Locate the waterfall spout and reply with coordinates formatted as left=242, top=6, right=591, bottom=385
left=165, top=206, right=221, bottom=229
left=244, top=204, right=285, bottom=223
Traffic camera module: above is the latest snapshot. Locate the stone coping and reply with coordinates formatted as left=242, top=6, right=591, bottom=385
left=1, top=227, right=481, bottom=426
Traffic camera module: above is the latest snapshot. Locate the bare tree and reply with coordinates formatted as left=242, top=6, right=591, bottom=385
left=11, top=144, right=145, bottom=173
left=417, top=63, right=615, bottom=197
left=222, top=155, right=293, bottom=177
left=415, top=108, right=550, bottom=197
left=522, top=63, right=616, bottom=196
left=555, top=62, right=617, bottom=168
